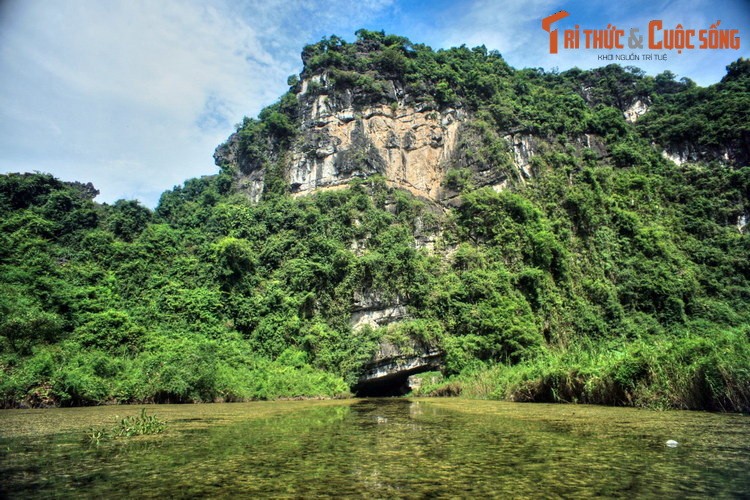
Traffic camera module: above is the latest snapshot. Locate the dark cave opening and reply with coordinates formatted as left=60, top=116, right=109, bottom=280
left=353, top=367, right=433, bottom=397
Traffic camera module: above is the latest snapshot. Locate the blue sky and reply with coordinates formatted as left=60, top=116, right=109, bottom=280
left=1, top=0, right=748, bottom=207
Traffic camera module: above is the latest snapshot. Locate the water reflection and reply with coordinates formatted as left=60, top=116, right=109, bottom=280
left=1, top=399, right=748, bottom=498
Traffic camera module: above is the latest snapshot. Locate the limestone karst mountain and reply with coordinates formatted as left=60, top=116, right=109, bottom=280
left=1, top=31, right=748, bottom=409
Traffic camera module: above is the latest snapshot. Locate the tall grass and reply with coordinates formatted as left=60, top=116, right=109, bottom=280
left=431, top=325, right=750, bottom=412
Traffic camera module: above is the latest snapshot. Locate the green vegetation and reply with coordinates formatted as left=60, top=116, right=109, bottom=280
left=638, top=60, right=750, bottom=164
left=433, top=327, right=750, bottom=411
left=1, top=32, right=748, bottom=411
left=86, top=408, right=166, bottom=444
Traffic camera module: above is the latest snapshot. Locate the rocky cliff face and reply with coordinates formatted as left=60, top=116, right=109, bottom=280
left=660, top=142, right=740, bottom=166
left=213, top=131, right=266, bottom=202
left=214, top=73, right=528, bottom=206
left=354, top=338, right=442, bottom=396
left=288, top=73, right=466, bottom=202
left=213, top=72, right=617, bottom=207
left=623, top=99, right=649, bottom=123
left=350, top=290, right=407, bottom=330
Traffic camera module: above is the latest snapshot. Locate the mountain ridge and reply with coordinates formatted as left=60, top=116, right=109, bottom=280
left=215, top=30, right=748, bottom=206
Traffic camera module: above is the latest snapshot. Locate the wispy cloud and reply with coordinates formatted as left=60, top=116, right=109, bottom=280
left=0, top=0, right=394, bottom=206
left=440, top=0, right=559, bottom=55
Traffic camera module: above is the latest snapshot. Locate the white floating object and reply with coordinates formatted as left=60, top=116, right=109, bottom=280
left=666, top=440, right=679, bottom=447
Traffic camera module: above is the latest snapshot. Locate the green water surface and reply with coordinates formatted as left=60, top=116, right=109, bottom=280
left=1, top=398, right=748, bottom=498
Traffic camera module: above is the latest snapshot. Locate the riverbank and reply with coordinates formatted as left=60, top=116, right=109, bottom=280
left=3, top=322, right=748, bottom=412
left=417, top=331, right=750, bottom=412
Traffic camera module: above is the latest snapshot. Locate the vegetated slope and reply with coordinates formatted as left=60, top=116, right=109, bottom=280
left=1, top=30, right=748, bottom=411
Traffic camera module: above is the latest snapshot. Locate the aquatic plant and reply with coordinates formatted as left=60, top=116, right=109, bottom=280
left=85, top=409, right=166, bottom=444
left=85, top=427, right=105, bottom=445
left=112, top=408, right=166, bottom=437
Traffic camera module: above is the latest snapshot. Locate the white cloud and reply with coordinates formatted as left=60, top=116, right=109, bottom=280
left=440, top=0, right=559, bottom=55
left=0, top=0, right=394, bottom=207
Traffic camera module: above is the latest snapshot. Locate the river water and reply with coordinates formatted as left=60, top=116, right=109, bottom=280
left=1, top=398, right=748, bottom=498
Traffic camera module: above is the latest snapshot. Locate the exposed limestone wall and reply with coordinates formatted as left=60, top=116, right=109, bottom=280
left=503, top=133, right=537, bottom=180
left=288, top=83, right=465, bottom=202
left=356, top=338, right=443, bottom=387
left=349, top=291, right=444, bottom=389
left=661, top=149, right=688, bottom=166
left=738, top=211, right=748, bottom=234
left=213, top=126, right=266, bottom=203
left=351, top=305, right=408, bottom=330
left=215, top=75, right=613, bottom=205
left=623, top=99, right=649, bottom=123
left=350, top=290, right=407, bottom=330
left=235, top=171, right=265, bottom=203
left=661, top=143, right=735, bottom=166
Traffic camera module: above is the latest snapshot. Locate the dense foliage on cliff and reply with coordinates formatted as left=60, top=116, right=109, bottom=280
left=1, top=31, right=748, bottom=410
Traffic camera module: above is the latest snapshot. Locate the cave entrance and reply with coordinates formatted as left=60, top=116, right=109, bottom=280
left=353, top=367, right=433, bottom=397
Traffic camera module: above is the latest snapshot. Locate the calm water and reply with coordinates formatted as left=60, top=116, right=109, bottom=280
left=1, top=398, right=749, bottom=498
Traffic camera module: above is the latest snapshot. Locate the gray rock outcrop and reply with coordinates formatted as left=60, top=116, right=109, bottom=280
left=355, top=338, right=443, bottom=395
